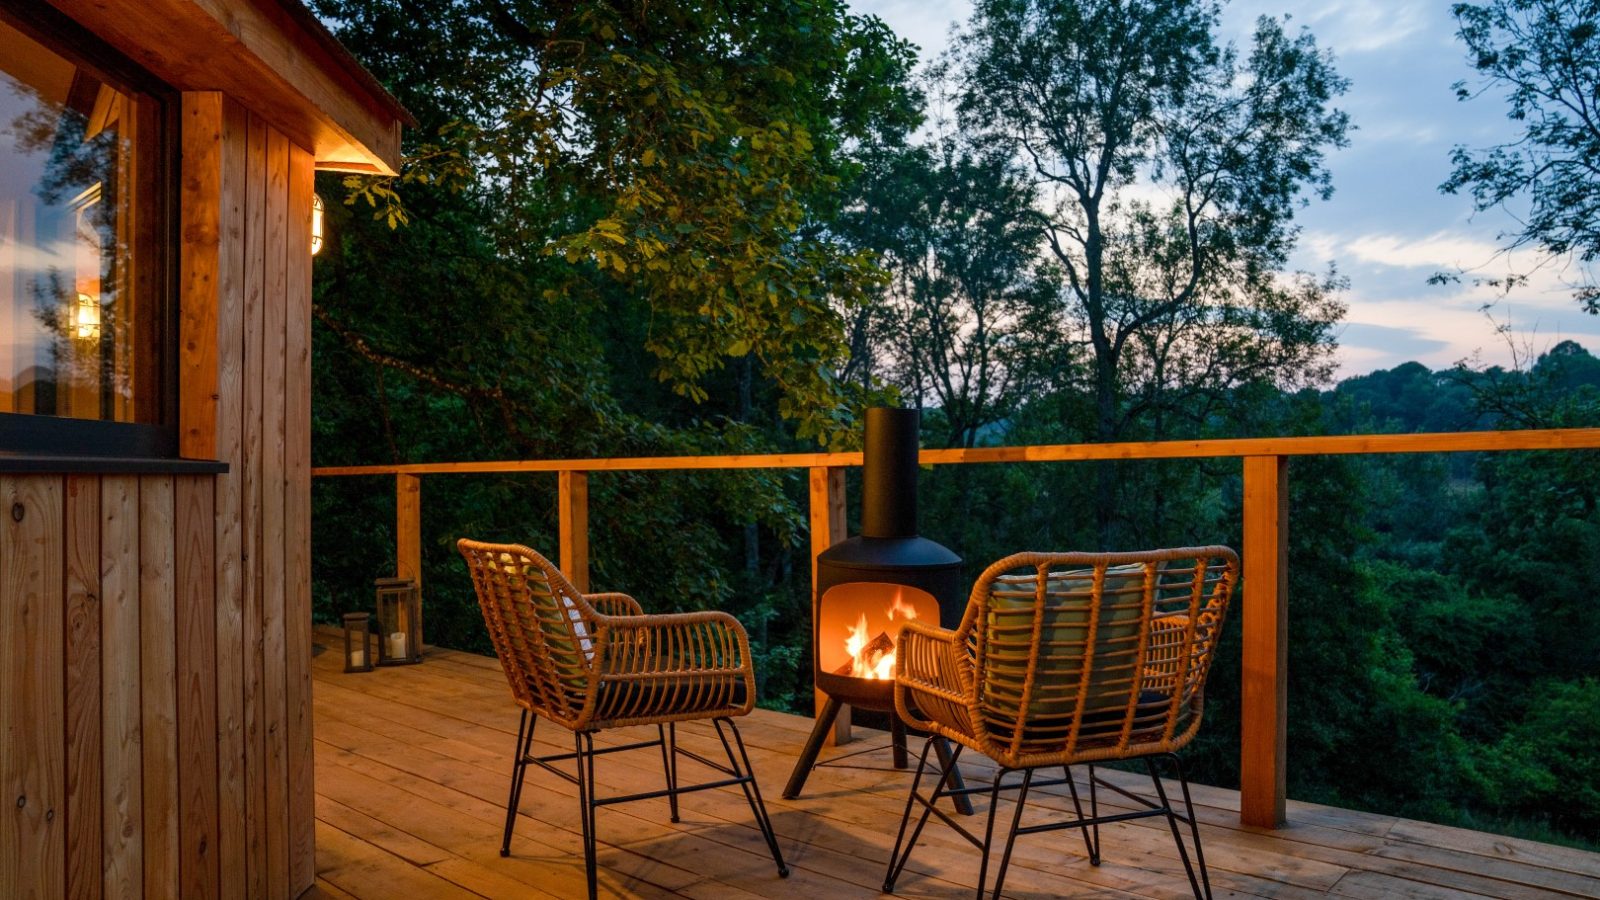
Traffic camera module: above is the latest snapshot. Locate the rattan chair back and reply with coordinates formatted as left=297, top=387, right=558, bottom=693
left=458, top=539, right=597, bottom=728
left=956, top=547, right=1239, bottom=766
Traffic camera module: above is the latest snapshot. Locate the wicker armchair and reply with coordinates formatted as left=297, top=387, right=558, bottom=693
left=884, top=546, right=1240, bottom=900
left=457, top=539, right=788, bottom=899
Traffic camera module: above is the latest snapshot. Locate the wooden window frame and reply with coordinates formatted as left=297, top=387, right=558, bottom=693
left=0, top=3, right=182, bottom=462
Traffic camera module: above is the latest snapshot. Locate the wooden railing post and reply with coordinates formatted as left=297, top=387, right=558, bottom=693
left=396, top=473, right=423, bottom=648
left=808, top=466, right=849, bottom=746
left=1241, top=455, right=1288, bottom=828
left=558, top=470, right=590, bottom=593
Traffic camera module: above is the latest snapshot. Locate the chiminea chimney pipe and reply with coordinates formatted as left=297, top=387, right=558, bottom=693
left=861, top=407, right=920, bottom=539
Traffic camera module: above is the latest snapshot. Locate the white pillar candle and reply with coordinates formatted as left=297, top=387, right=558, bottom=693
left=387, top=631, right=407, bottom=660
left=349, top=648, right=366, bottom=668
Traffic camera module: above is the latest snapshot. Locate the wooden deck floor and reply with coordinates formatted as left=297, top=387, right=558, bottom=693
left=307, top=632, right=1600, bottom=899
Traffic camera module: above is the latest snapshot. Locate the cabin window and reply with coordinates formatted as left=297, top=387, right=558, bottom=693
left=0, top=6, right=175, bottom=456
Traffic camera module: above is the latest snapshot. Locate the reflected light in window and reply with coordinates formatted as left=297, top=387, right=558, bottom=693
left=74, top=293, right=100, bottom=340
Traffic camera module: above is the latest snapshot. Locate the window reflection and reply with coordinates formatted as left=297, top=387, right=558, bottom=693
left=1, top=15, right=163, bottom=424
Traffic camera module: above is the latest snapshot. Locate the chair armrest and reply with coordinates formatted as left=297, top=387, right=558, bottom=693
left=585, top=591, right=644, bottom=618
left=592, top=610, right=752, bottom=679
left=894, top=620, right=973, bottom=732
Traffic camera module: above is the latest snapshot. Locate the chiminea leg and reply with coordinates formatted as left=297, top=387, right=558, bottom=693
left=890, top=715, right=909, bottom=769
left=783, top=696, right=843, bottom=799
left=932, top=736, right=976, bottom=816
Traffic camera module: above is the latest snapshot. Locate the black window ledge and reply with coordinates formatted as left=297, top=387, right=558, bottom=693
left=0, top=454, right=227, bottom=475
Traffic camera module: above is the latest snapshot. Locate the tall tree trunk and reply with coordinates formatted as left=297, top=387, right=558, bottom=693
left=1094, top=351, right=1119, bottom=547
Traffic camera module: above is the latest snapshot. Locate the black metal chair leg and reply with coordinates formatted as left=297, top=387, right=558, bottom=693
left=576, top=731, right=599, bottom=900
left=988, top=768, right=1034, bottom=900
left=932, top=736, right=975, bottom=816
left=1168, top=754, right=1213, bottom=900
left=1064, top=765, right=1100, bottom=865
left=886, top=738, right=965, bottom=892
left=890, top=715, right=909, bottom=769
left=1147, top=756, right=1208, bottom=900
left=656, top=723, right=679, bottom=823
left=1088, top=762, right=1101, bottom=863
left=883, top=736, right=937, bottom=891
left=501, top=709, right=535, bottom=857
left=972, top=770, right=1009, bottom=900
left=714, top=718, right=789, bottom=877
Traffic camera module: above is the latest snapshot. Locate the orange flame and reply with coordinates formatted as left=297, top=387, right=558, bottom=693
left=845, top=613, right=898, bottom=680
left=886, top=593, right=918, bottom=621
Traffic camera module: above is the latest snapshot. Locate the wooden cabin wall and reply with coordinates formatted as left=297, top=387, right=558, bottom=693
left=0, top=94, right=315, bottom=899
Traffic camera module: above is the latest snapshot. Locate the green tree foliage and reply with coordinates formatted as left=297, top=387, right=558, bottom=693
left=839, top=128, right=1067, bottom=448
left=307, top=0, right=919, bottom=707
left=303, top=0, right=1600, bottom=853
left=1443, top=0, right=1600, bottom=311
left=321, top=0, right=920, bottom=443
left=948, top=0, right=1350, bottom=451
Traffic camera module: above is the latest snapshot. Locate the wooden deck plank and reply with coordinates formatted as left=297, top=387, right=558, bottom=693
left=308, top=651, right=1295, bottom=897
left=315, top=820, right=481, bottom=899
left=307, top=629, right=1600, bottom=900
left=304, top=645, right=1401, bottom=898
left=1383, top=817, right=1600, bottom=879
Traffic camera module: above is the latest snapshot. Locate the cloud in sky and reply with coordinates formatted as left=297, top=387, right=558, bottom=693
left=1340, top=231, right=1504, bottom=271
left=1337, top=322, right=1449, bottom=357
left=849, top=0, right=1600, bottom=379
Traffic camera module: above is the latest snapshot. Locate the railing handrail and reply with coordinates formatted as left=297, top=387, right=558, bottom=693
left=313, top=425, right=1600, bottom=832
left=310, top=427, right=1600, bottom=477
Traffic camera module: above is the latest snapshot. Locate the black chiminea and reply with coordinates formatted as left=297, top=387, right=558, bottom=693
left=782, top=407, right=970, bottom=808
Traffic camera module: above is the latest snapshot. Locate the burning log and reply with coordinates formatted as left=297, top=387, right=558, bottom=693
left=837, top=629, right=895, bottom=679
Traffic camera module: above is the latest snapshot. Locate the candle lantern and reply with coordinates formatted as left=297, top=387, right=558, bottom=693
left=342, top=612, right=375, bottom=673
left=374, top=576, right=422, bottom=665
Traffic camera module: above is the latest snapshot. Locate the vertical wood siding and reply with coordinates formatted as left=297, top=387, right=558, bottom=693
left=0, top=92, right=317, bottom=898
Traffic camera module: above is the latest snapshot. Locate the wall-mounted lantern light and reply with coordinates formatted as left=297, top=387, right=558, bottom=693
left=310, top=193, right=325, bottom=255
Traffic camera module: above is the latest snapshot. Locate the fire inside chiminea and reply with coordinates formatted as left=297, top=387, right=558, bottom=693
left=818, top=582, right=929, bottom=682
left=785, top=406, right=966, bottom=801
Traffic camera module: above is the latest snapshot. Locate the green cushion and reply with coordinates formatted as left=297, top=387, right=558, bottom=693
left=982, top=563, right=1152, bottom=721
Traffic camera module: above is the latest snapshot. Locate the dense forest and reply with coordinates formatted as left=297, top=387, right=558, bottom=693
left=305, top=0, right=1600, bottom=851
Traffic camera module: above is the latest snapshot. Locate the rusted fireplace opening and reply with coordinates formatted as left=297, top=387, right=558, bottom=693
left=783, top=408, right=970, bottom=806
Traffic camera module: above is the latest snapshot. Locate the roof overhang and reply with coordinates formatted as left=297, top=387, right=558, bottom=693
left=46, top=0, right=413, bottom=175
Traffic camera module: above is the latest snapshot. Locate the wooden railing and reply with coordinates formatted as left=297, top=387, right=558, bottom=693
left=312, top=427, right=1600, bottom=829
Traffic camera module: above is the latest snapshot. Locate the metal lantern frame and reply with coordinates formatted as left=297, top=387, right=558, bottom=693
left=374, top=576, right=423, bottom=666
left=342, top=611, right=375, bottom=673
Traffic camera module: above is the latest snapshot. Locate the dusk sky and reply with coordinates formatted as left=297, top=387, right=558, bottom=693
left=851, top=0, right=1600, bottom=378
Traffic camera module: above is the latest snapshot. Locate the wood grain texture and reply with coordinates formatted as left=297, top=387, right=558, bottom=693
left=63, top=475, right=102, bottom=900
left=260, top=123, right=292, bottom=900
left=284, top=139, right=318, bottom=894
left=180, top=93, right=223, bottom=461
left=139, top=477, right=178, bottom=899
left=99, top=476, right=142, bottom=899
left=41, top=0, right=405, bottom=173
left=1, top=476, right=66, bottom=900
left=240, top=109, right=271, bottom=900
left=213, top=96, right=249, bottom=899
left=174, top=477, right=219, bottom=898
left=808, top=466, right=850, bottom=746
left=313, top=427, right=1600, bottom=477
left=303, top=626, right=1600, bottom=900
left=1241, top=455, right=1289, bottom=829
left=557, top=471, right=588, bottom=594
left=395, top=472, right=422, bottom=610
